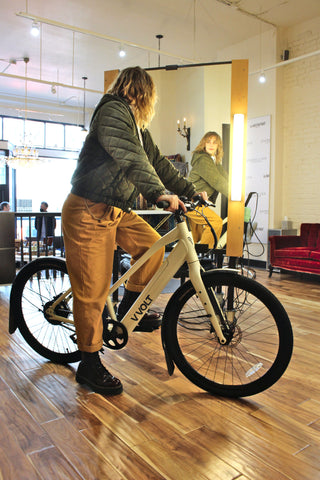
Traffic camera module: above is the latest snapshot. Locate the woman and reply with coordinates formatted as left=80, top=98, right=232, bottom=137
left=187, top=131, right=228, bottom=249
left=62, top=67, right=205, bottom=395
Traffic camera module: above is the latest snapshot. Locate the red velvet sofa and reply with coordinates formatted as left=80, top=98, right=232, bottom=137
left=269, top=223, right=320, bottom=277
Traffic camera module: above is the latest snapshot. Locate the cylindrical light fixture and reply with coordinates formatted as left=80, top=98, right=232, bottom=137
left=31, top=21, right=40, bottom=37
left=259, top=71, right=266, bottom=83
left=230, top=113, right=245, bottom=202
left=119, top=45, right=126, bottom=57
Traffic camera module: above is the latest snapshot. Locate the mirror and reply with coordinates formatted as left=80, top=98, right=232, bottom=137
left=148, top=62, right=232, bottom=217
left=148, top=62, right=232, bottom=162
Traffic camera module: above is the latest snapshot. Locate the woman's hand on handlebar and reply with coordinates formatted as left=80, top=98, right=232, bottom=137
left=192, top=191, right=210, bottom=206
left=196, top=191, right=208, bottom=202
left=156, top=194, right=187, bottom=212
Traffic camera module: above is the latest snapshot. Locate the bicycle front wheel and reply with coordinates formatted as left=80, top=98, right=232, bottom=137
left=162, top=270, right=293, bottom=397
left=10, top=257, right=80, bottom=364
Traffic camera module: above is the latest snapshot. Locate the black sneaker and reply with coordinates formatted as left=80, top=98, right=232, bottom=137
left=76, top=354, right=123, bottom=395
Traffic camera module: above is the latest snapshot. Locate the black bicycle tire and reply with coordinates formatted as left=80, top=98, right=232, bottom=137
left=162, top=270, right=293, bottom=397
left=11, top=257, right=80, bottom=364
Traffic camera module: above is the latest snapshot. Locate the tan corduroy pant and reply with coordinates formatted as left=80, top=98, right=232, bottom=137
left=186, top=206, right=223, bottom=249
left=62, top=193, right=164, bottom=352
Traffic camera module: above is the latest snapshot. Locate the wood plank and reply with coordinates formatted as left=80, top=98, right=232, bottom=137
left=0, top=412, right=41, bottom=480
left=23, top=366, right=103, bottom=430
left=42, top=417, right=123, bottom=480
left=28, top=446, right=83, bottom=480
left=0, top=354, right=62, bottom=424
left=82, top=426, right=167, bottom=480
left=133, top=431, right=240, bottom=480
left=79, top=393, right=152, bottom=448
left=0, top=389, right=52, bottom=454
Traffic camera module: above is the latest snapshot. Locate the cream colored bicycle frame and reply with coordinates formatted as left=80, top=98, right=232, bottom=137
left=47, top=217, right=227, bottom=344
left=106, top=218, right=227, bottom=344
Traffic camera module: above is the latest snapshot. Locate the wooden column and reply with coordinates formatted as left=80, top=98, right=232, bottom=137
left=104, top=69, right=119, bottom=93
left=226, top=59, right=248, bottom=258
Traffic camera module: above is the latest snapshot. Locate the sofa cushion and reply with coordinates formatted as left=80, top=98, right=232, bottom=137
left=301, top=223, right=320, bottom=248
left=275, top=247, right=312, bottom=259
left=275, top=257, right=320, bottom=272
left=310, top=250, right=320, bottom=261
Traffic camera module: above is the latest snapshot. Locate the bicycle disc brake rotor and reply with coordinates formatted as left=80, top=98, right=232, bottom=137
left=103, top=319, right=128, bottom=350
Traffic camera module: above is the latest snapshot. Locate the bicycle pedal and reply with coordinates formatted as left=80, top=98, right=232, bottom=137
left=133, top=324, right=161, bottom=332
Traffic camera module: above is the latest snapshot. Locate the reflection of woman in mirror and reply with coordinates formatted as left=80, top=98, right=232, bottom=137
left=187, top=131, right=228, bottom=249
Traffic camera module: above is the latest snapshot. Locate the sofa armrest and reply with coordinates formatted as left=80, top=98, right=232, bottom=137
left=269, top=235, right=302, bottom=265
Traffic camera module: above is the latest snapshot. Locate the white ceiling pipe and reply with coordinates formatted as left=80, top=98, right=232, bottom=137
left=250, top=48, right=320, bottom=76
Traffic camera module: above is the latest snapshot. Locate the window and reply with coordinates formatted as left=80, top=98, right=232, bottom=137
left=0, top=164, right=6, bottom=184
left=1, top=115, right=84, bottom=213
left=25, top=120, right=45, bottom=147
left=3, top=117, right=24, bottom=145
left=46, top=122, right=65, bottom=149
left=65, top=125, right=84, bottom=151
left=15, top=158, right=77, bottom=212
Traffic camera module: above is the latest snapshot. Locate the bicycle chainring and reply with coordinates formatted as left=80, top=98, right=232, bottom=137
left=103, top=319, right=128, bottom=350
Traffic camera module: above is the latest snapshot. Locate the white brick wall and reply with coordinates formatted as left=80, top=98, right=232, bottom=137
left=281, top=17, right=320, bottom=228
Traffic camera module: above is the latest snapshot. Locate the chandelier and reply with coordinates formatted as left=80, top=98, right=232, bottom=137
left=7, top=57, right=40, bottom=169
left=7, top=144, right=39, bottom=168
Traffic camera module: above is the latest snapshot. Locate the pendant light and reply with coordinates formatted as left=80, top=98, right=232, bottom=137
left=7, top=57, right=40, bottom=169
left=81, top=76, right=88, bottom=133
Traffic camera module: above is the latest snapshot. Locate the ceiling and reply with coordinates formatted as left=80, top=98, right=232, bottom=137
left=1, top=0, right=320, bottom=118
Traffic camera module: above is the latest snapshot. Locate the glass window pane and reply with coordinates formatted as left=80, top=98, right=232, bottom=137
left=15, top=158, right=77, bottom=214
left=65, top=125, right=84, bottom=151
left=46, top=123, right=64, bottom=149
left=0, top=164, right=6, bottom=184
left=3, top=117, right=24, bottom=145
left=25, top=120, right=44, bottom=147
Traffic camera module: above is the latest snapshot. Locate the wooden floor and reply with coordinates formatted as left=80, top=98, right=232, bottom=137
left=0, top=268, right=320, bottom=479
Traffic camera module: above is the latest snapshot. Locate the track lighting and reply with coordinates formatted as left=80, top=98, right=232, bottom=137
left=259, top=71, right=266, bottom=84
left=31, top=21, right=40, bottom=37
left=119, top=45, right=126, bottom=57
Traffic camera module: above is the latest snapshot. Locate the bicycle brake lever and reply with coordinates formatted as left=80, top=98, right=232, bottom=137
left=191, top=195, right=215, bottom=209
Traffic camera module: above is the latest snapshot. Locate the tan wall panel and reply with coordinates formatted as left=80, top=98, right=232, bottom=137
left=226, top=59, right=248, bottom=258
left=104, top=70, right=119, bottom=93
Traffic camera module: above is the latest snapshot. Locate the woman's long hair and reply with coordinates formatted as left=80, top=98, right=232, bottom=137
left=108, top=66, right=157, bottom=128
left=193, top=131, right=224, bottom=165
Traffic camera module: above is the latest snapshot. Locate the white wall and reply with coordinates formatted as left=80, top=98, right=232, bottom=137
left=217, top=17, right=320, bottom=235
left=280, top=17, right=320, bottom=228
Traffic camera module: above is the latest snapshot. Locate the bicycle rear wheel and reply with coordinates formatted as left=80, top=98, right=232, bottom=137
left=10, top=257, right=80, bottom=364
left=162, top=270, right=293, bottom=397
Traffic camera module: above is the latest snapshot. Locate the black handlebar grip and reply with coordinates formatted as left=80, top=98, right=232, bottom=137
left=156, top=200, right=170, bottom=209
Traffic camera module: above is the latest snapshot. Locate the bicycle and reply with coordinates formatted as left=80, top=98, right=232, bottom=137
left=8, top=197, right=293, bottom=398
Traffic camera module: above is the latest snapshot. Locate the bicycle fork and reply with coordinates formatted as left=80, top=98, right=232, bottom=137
left=177, top=221, right=229, bottom=345
left=188, top=258, right=228, bottom=345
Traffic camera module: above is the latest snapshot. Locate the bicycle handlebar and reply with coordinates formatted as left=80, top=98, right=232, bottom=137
left=155, top=196, right=215, bottom=212
left=155, top=196, right=218, bottom=250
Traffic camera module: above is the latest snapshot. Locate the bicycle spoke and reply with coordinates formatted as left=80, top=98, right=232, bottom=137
left=164, top=270, right=293, bottom=396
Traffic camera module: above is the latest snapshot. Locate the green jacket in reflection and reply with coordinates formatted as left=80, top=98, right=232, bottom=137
left=188, top=151, right=228, bottom=203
